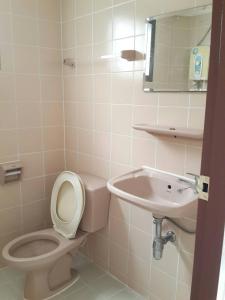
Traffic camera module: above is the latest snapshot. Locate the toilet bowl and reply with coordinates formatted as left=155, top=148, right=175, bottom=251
left=2, top=171, right=110, bottom=300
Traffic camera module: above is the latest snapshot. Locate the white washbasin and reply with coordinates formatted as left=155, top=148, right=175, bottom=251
left=107, top=166, right=198, bottom=218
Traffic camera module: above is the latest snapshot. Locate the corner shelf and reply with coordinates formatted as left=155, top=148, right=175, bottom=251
left=133, top=124, right=203, bottom=140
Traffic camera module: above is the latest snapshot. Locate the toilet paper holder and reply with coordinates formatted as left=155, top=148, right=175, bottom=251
left=0, top=161, right=22, bottom=185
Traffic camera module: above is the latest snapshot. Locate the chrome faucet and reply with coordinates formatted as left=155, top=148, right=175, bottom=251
left=177, top=173, right=199, bottom=194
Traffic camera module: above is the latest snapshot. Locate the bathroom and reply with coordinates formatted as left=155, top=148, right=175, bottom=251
left=1, top=0, right=223, bottom=299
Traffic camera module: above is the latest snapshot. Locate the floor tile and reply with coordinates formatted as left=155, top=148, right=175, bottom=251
left=63, top=277, right=87, bottom=296
left=110, top=288, right=146, bottom=300
left=0, top=255, right=144, bottom=300
left=76, top=262, right=106, bottom=283
left=0, top=283, right=22, bottom=300
left=88, top=274, right=125, bottom=299
left=14, top=277, right=25, bottom=290
left=0, top=268, right=8, bottom=285
left=64, top=287, right=99, bottom=300
left=3, top=267, right=25, bottom=281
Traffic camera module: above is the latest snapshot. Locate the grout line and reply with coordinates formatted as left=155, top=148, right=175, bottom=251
left=60, top=0, right=136, bottom=23
left=187, top=94, right=191, bottom=128
left=0, top=125, right=67, bottom=131
left=0, top=70, right=63, bottom=77
left=1, top=42, right=63, bottom=51
left=9, top=149, right=65, bottom=156
left=8, top=0, right=24, bottom=234
left=0, top=198, right=47, bottom=214
left=0, top=12, right=61, bottom=23
left=174, top=252, right=181, bottom=300
left=90, top=5, right=95, bottom=176
left=36, top=5, right=47, bottom=220
left=60, top=0, right=67, bottom=171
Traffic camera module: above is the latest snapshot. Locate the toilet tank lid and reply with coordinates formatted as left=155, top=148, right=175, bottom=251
left=78, top=173, right=107, bottom=191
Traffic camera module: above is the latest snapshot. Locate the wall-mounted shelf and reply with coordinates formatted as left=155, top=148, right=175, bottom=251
left=121, top=50, right=145, bottom=61
left=133, top=124, right=203, bottom=140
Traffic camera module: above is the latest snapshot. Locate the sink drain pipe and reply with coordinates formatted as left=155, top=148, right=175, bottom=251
left=153, top=217, right=176, bottom=260
left=165, top=217, right=196, bottom=234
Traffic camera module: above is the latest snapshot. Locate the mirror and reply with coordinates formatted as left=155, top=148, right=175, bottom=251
left=143, top=5, right=212, bottom=93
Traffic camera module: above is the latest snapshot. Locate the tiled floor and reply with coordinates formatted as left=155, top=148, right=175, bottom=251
left=0, top=254, right=145, bottom=300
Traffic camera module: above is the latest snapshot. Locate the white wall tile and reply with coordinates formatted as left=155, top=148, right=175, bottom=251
left=94, top=9, right=112, bottom=44
left=94, top=0, right=112, bottom=11
left=113, top=3, right=135, bottom=39
left=75, top=0, right=93, bottom=17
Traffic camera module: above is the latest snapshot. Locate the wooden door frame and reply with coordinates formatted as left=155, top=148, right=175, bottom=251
left=191, top=0, right=225, bottom=299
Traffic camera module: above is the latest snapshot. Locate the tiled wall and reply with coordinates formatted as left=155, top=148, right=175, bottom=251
left=0, top=0, right=64, bottom=266
left=61, top=0, right=211, bottom=299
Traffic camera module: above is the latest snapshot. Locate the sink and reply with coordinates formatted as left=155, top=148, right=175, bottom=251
left=107, top=166, right=198, bottom=218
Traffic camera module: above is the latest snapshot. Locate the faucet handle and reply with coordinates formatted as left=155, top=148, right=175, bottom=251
left=186, top=172, right=199, bottom=177
left=186, top=173, right=200, bottom=184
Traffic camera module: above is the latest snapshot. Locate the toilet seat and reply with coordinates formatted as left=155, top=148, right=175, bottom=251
left=51, top=171, right=85, bottom=239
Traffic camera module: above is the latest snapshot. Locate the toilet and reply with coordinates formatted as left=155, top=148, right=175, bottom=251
left=2, top=171, right=110, bottom=300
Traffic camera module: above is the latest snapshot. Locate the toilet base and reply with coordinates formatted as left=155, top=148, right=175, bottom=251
left=24, top=269, right=80, bottom=300
left=24, top=251, right=81, bottom=300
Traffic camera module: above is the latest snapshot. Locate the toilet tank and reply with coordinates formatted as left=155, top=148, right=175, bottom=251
left=78, top=173, right=110, bottom=233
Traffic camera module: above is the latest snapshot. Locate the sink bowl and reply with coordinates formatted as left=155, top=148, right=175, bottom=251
left=107, top=166, right=198, bottom=218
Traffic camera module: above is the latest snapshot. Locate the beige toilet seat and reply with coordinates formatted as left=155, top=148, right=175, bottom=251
left=51, top=171, right=85, bottom=239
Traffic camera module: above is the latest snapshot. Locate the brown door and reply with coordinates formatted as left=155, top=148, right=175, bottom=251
left=191, top=0, right=225, bottom=299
